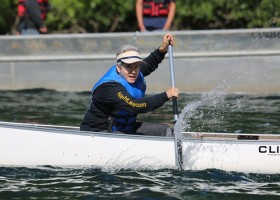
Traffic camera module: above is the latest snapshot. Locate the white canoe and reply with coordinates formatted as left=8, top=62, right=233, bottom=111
left=0, top=121, right=279, bottom=174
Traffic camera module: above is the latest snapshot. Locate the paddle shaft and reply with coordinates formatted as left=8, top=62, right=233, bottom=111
left=168, top=45, right=179, bottom=122
left=168, top=44, right=183, bottom=170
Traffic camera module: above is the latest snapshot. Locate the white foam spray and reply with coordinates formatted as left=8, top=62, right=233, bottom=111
left=174, top=81, right=230, bottom=138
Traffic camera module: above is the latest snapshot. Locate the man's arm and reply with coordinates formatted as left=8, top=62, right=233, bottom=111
left=93, top=83, right=169, bottom=114
left=141, top=33, right=174, bottom=76
left=141, top=48, right=166, bottom=77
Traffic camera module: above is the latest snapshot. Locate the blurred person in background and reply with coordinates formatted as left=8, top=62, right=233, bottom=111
left=17, top=0, right=50, bottom=35
left=136, top=0, right=176, bottom=32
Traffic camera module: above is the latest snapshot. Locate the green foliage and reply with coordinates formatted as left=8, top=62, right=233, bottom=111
left=174, top=0, right=268, bottom=29
left=1, top=0, right=280, bottom=35
left=257, top=0, right=280, bottom=28
left=46, top=0, right=136, bottom=33
left=0, top=0, right=17, bottom=34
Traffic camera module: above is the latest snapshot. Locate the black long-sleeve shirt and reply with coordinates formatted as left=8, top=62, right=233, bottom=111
left=80, top=48, right=169, bottom=132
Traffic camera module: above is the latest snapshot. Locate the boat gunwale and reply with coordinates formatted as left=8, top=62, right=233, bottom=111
left=1, top=121, right=279, bottom=143
left=182, top=132, right=280, bottom=144
left=0, top=121, right=173, bottom=141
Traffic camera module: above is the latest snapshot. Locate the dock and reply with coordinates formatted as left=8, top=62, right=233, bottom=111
left=0, top=28, right=280, bottom=94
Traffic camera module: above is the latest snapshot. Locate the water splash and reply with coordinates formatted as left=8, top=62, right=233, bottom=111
left=174, top=81, right=230, bottom=137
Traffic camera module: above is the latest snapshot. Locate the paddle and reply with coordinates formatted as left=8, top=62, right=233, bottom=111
left=168, top=44, right=183, bottom=170
left=168, top=44, right=179, bottom=122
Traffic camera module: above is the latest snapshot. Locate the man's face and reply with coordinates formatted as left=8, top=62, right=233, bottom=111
left=117, top=62, right=140, bottom=84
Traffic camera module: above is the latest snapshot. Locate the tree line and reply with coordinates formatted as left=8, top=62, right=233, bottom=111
left=1, top=0, right=280, bottom=35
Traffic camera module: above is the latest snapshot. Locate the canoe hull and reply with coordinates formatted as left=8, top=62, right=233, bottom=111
left=0, top=122, right=279, bottom=174
left=182, top=139, right=279, bottom=174
left=0, top=125, right=176, bottom=170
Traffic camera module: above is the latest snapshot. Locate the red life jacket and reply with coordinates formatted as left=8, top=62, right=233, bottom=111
left=17, top=0, right=49, bottom=20
left=142, top=0, right=170, bottom=17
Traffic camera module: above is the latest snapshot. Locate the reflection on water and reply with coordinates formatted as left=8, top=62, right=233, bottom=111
left=0, top=89, right=279, bottom=134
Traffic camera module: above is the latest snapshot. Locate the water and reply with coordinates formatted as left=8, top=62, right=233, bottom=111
left=0, top=167, right=279, bottom=200
left=0, top=89, right=280, bottom=199
left=0, top=89, right=279, bottom=134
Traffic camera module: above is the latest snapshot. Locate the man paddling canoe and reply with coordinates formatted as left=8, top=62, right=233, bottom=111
left=80, top=33, right=179, bottom=136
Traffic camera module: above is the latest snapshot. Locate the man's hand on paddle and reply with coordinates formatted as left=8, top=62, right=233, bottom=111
left=159, top=33, right=175, bottom=53
left=166, top=87, right=179, bottom=99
